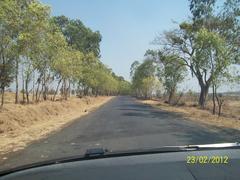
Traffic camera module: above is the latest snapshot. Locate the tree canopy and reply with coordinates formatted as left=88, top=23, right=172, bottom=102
left=152, top=0, right=240, bottom=108
left=0, top=0, right=130, bottom=107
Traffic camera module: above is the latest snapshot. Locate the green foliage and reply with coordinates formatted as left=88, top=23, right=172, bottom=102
left=138, top=50, right=186, bottom=103
left=0, top=0, right=129, bottom=106
left=53, top=16, right=102, bottom=57
left=130, top=58, right=163, bottom=98
left=0, top=0, right=23, bottom=105
left=189, top=0, right=216, bottom=18
left=153, top=0, right=240, bottom=108
left=160, top=54, right=186, bottom=103
left=0, top=63, right=15, bottom=90
left=118, top=79, right=132, bottom=95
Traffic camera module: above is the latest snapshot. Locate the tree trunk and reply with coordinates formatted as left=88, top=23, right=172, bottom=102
left=62, top=78, right=67, bottom=100
left=53, top=79, right=62, bottom=101
left=84, top=87, right=89, bottom=96
left=198, top=84, right=209, bottom=109
left=25, top=78, right=29, bottom=104
left=218, top=103, right=222, bottom=117
left=22, top=69, right=26, bottom=104
left=68, top=80, right=71, bottom=97
left=35, top=76, right=41, bottom=102
left=32, top=72, right=35, bottom=102
left=215, top=90, right=224, bottom=117
left=42, top=73, right=47, bottom=101
left=35, top=82, right=40, bottom=102
left=1, top=87, right=5, bottom=107
left=168, top=88, right=175, bottom=105
left=212, top=85, right=216, bottom=115
left=15, top=59, right=19, bottom=104
left=64, top=80, right=68, bottom=100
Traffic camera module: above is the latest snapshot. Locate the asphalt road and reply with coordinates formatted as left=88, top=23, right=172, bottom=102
left=0, top=96, right=239, bottom=170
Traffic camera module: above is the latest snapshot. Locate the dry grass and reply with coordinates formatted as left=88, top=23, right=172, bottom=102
left=0, top=93, right=114, bottom=155
left=179, top=95, right=240, bottom=119
left=140, top=98, right=240, bottom=131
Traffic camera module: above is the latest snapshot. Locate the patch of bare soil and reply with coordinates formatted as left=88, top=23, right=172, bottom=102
left=0, top=96, right=114, bottom=155
left=140, top=99, right=240, bottom=131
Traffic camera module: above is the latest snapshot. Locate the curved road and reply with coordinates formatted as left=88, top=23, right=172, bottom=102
left=1, top=96, right=239, bottom=170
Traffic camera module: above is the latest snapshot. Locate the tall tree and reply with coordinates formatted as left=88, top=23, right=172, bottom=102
left=154, top=0, right=240, bottom=108
left=159, top=53, right=186, bottom=104
left=18, top=0, right=51, bottom=103
left=0, top=0, right=20, bottom=107
left=144, top=50, right=186, bottom=104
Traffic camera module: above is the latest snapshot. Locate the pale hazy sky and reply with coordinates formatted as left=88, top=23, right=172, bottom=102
left=40, top=0, right=239, bottom=92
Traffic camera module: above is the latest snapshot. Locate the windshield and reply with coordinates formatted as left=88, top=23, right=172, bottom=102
left=0, top=0, right=240, bottom=172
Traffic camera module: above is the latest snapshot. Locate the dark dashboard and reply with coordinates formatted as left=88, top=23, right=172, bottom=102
left=0, top=147, right=239, bottom=180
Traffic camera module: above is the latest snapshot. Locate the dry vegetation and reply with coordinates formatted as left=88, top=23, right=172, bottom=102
left=0, top=93, right=113, bottom=156
left=140, top=94, right=240, bottom=131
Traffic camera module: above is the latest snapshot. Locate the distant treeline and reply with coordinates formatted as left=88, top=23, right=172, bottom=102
left=0, top=0, right=131, bottom=107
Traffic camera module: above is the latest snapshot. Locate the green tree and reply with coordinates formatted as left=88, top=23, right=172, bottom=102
left=144, top=50, right=186, bottom=104
left=154, top=0, right=239, bottom=108
left=160, top=54, right=186, bottom=104
left=18, top=1, right=51, bottom=103
left=0, top=0, right=130, bottom=106
left=130, top=58, right=160, bottom=98
left=0, top=0, right=21, bottom=106
left=53, top=16, right=102, bottom=57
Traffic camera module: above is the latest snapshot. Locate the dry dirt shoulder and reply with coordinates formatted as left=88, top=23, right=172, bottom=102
left=0, top=96, right=114, bottom=155
left=140, top=99, right=240, bottom=131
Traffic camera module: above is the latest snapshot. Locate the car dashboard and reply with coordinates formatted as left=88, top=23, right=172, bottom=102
left=0, top=148, right=240, bottom=180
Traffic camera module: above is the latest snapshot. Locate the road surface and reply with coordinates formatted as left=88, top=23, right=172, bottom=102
left=0, top=96, right=239, bottom=170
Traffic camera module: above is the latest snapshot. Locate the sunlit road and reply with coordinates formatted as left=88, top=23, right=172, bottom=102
left=0, top=96, right=239, bottom=170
